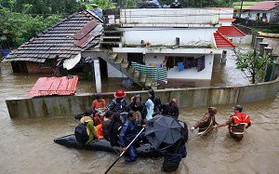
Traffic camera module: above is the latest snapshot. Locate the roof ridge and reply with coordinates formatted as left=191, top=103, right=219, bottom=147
left=85, top=9, right=104, bottom=23
left=231, top=25, right=246, bottom=36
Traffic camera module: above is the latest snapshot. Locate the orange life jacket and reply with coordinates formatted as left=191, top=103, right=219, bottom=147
left=231, top=112, right=250, bottom=125
left=229, top=112, right=250, bottom=135
left=92, top=99, right=106, bottom=110
left=95, top=124, right=104, bottom=139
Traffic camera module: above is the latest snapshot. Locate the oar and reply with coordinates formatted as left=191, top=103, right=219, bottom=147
left=104, top=127, right=145, bottom=174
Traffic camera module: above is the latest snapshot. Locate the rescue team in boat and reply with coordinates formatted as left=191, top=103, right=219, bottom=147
left=74, top=89, right=251, bottom=163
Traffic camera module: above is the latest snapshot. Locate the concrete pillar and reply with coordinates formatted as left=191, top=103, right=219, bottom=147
left=93, top=59, right=102, bottom=93
left=220, top=50, right=227, bottom=65
left=259, top=42, right=269, bottom=56
left=255, top=37, right=264, bottom=50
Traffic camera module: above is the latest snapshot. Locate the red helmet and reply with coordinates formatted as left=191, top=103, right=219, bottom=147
left=114, top=89, right=126, bottom=98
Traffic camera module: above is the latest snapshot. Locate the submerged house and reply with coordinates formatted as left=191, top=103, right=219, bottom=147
left=240, top=1, right=279, bottom=24
left=3, top=10, right=103, bottom=75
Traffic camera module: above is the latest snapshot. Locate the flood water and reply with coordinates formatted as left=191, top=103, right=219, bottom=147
left=0, top=59, right=278, bottom=174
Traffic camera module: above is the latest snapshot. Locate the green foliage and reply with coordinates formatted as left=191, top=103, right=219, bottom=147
left=0, top=7, right=62, bottom=48
left=89, top=0, right=116, bottom=9
left=233, top=1, right=258, bottom=6
left=0, top=0, right=85, bottom=15
left=235, top=49, right=271, bottom=84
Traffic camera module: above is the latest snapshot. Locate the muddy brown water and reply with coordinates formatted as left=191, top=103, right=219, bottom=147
left=0, top=61, right=278, bottom=174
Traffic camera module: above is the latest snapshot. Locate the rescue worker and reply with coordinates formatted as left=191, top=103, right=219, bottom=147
left=160, top=98, right=179, bottom=119
left=147, top=89, right=161, bottom=115
left=119, top=111, right=139, bottom=163
left=190, top=107, right=218, bottom=134
left=215, top=105, right=251, bottom=141
left=108, top=89, right=128, bottom=114
left=128, top=94, right=144, bottom=125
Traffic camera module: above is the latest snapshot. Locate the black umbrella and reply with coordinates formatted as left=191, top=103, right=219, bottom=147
left=145, top=115, right=187, bottom=149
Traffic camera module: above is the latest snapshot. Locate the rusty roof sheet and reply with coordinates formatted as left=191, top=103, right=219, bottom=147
left=4, top=10, right=102, bottom=63
left=73, top=20, right=98, bottom=40
left=27, top=76, right=78, bottom=97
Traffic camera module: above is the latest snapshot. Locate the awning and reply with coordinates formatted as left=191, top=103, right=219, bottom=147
left=63, top=54, right=81, bottom=70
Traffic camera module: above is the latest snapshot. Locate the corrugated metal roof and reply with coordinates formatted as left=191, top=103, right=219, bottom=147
left=218, top=25, right=246, bottom=37
left=214, top=31, right=235, bottom=48
left=74, top=24, right=103, bottom=48
left=249, top=1, right=279, bottom=11
left=27, top=76, right=78, bottom=97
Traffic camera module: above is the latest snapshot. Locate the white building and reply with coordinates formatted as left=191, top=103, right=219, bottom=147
left=95, top=8, right=241, bottom=89
left=241, top=1, right=279, bottom=24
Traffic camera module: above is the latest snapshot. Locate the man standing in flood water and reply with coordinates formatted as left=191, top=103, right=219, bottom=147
left=215, top=105, right=251, bottom=141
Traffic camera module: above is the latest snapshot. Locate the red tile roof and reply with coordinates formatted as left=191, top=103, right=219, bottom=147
left=214, top=31, right=235, bottom=48
left=249, top=1, right=279, bottom=11
left=28, top=76, right=78, bottom=97
left=218, top=25, right=246, bottom=37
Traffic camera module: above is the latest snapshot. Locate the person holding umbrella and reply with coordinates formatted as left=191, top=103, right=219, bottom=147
left=145, top=115, right=188, bottom=172
left=119, top=111, right=141, bottom=163
left=160, top=98, right=179, bottom=119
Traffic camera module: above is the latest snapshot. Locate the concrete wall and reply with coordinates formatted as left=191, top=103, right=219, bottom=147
left=6, top=78, right=279, bottom=118
left=120, top=9, right=220, bottom=26
left=122, top=28, right=216, bottom=47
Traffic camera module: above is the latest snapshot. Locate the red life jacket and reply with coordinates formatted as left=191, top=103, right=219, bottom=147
left=231, top=112, right=250, bottom=125
left=229, top=112, right=250, bottom=135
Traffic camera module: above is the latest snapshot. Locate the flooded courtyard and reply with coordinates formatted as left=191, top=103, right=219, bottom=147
left=0, top=51, right=279, bottom=174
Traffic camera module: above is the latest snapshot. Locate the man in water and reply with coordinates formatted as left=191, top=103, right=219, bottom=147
left=190, top=107, right=218, bottom=134
left=215, top=105, right=251, bottom=141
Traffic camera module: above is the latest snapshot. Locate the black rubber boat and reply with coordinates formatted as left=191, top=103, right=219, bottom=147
left=54, top=134, right=167, bottom=157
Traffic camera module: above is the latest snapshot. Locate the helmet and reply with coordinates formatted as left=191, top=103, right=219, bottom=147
left=233, top=105, right=243, bottom=112
left=114, top=89, right=126, bottom=98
